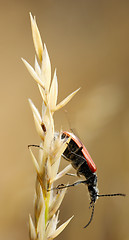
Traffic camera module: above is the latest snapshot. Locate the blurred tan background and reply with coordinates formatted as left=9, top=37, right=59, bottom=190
left=0, top=0, right=129, bottom=239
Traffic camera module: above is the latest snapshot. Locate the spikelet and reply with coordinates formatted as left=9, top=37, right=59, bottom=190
left=23, top=13, right=79, bottom=240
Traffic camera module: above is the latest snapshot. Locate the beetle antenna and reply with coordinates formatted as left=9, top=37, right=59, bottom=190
left=97, top=193, right=126, bottom=197
left=84, top=203, right=95, bottom=229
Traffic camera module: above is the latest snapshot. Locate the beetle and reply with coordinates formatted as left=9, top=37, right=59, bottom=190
left=56, top=131, right=125, bottom=228
left=28, top=131, right=126, bottom=228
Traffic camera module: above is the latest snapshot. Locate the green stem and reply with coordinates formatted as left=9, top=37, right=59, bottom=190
left=45, top=190, right=51, bottom=226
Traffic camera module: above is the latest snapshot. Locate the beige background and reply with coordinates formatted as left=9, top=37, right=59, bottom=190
left=0, top=0, right=129, bottom=240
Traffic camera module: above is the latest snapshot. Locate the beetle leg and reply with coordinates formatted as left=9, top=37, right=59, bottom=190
left=28, top=144, right=43, bottom=150
left=65, top=141, right=83, bottom=154
left=65, top=173, right=77, bottom=177
left=48, top=180, right=88, bottom=191
left=73, top=146, right=83, bottom=154
left=56, top=180, right=88, bottom=189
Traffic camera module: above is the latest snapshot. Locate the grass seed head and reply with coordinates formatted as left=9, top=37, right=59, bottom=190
left=23, top=13, right=79, bottom=240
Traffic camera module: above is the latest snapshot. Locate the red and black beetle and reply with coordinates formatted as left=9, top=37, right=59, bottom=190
left=28, top=131, right=126, bottom=228
left=59, top=131, right=126, bottom=228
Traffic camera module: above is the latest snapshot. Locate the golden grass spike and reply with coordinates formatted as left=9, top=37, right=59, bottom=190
left=23, top=13, right=79, bottom=240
